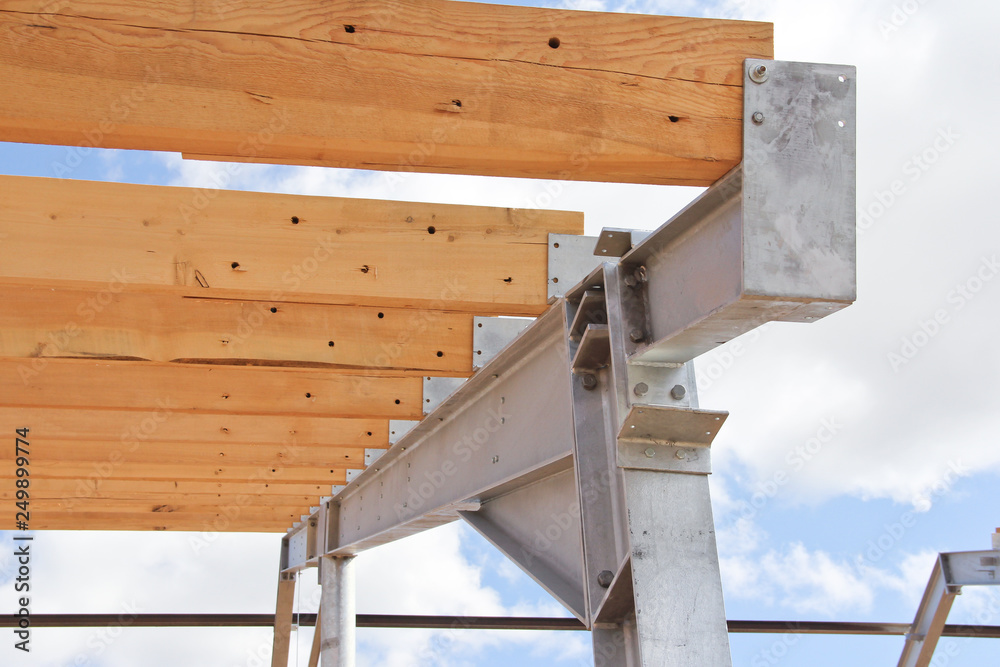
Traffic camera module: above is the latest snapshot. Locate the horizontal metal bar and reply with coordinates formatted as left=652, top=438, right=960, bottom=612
left=6, top=615, right=1000, bottom=638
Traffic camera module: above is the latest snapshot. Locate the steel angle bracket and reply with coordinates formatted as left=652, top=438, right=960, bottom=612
left=617, top=405, right=728, bottom=474
left=617, top=59, right=857, bottom=364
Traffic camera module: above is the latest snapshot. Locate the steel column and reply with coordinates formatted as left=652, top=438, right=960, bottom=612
left=319, top=556, right=356, bottom=667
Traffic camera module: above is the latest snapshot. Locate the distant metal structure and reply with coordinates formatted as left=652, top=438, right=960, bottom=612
left=898, top=531, right=1000, bottom=667
left=276, top=58, right=858, bottom=666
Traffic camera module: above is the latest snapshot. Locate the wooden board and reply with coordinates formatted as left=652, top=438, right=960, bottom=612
left=0, top=407, right=388, bottom=446
left=0, top=1, right=772, bottom=185
left=0, top=175, right=580, bottom=315
left=0, top=510, right=299, bottom=532
left=0, top=285, right=472, bottom=374
left=2, top=358, right=422, bottom=418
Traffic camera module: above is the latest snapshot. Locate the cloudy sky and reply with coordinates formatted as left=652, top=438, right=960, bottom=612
left=2, top=0, right=999, bottom=665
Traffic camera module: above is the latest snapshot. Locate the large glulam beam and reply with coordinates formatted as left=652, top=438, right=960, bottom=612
left=0, top=175, right=581, bottom=315
left=0, top=1, right=772, bottom=185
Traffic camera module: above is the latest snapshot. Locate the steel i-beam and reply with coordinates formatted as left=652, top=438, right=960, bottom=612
left=276, top=58, right=857, bottom=667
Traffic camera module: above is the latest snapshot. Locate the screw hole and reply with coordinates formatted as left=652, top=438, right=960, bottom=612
left=328, top=341, right=335, bottom=347
left=366, top=431, right=372, bottom=436
left=344, top=24, right=355, bottom=33
left=427, top=226, right=436, bottom=234
left=477, top=322, right=483, bottom=328
left=270, top=307, right=277, bottom=313
left=305, top=392, right=312, bottom=398
left=668, top=115, right=680, bottom=123
left=553, top=242, right=560, bottom=248
left=548, top=37, right=560, bottom=48
left=395, top=399, right=401, bottom=404
left=436, top=351, right=444, bottom=357
left=231, top=261, right=240, bottom=269
left=291, top=216, right=299, bottom=224
left=552, top=277, right=559, bottom=284
left=377, top=312, right=384, bottom=319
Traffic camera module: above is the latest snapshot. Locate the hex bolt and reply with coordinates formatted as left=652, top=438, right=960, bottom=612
left=633, top=382, right=649, bottom=397
left=629, top=329, right=645, bottom=343
left=633, top=265, right=648, bottom=284
left=581, top=373, right=598, bottom=390
left=749, top=63, right=769, bottom=83
left=675, top=450, right=686, bottom=460
left=752, top=111, right=765, bottom=125
left=644, top=447, right=656, bottom=458
left=623, top=273, right=638, bottom=288
left=670, top=384, right=686, bottom=400
left=597, top=570, right=615, bottom=588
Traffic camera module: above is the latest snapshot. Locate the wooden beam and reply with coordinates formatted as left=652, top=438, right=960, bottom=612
left=0, top=511, right=296, bottom=532
left=0, top=408, right=388, bottom=447
left=0, top=440, right=364, bottom=468
left=273, top=574, right=297, bottom=667
left=4, top=478, right=336, bottom=498
left=0, top=478, right=333, bottom=505
left=0, top=2, right=772, bottom=185
left=0, top=175, right=580, bottom=315
left=1, top=358, right=422, bottom=418
left=0, top=285, right=473, bottom=374
left=0, top=460, right=348, bottom=484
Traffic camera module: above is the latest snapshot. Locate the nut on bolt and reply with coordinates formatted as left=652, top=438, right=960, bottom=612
left=749, top=63, right=769, bottom=83
left=751, top=111, right=765, bottom=125
left=670, top=384, right=686, bottom=400
left=629, top=329, right=645, bottom=343
left=581, top=373, right=598, bottom=390
left=597, top=570, right=615, bottom=588
left=633, top=382, right=649, bottom=397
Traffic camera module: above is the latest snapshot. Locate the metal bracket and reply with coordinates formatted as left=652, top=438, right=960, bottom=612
left=473, top=316, right=533, bottom=368
left=593, top=228, right=651, bottom=258
left=549, top=233, right=601, bottom=299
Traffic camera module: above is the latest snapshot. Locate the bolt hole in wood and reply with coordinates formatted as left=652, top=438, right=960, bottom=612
left=377, top=312, right=384, bottom=318
left=553, top=242, right=560, bottom=248
left=436, top=351, right=444, bottom=357
left=344, top=24, right=355, bottom=33
left=305, top=392, right=312, bottom=398
left=668, top=115, right=680, bottom=123
left=328, top=341, right=335, bottom=347
left=395, top=399, right=401, bottom=404
left=270, top=307, right=277, bottom=313
left=291, top=216, right=299, bottom=224
left=548, top=36, right=560, bottom=48
left=231, top=261, right=240, bottom=269
left=427, top=226, right=436, bottom=234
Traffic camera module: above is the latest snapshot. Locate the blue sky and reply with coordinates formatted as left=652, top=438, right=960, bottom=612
left=2, top=0, right=1000, bottom=665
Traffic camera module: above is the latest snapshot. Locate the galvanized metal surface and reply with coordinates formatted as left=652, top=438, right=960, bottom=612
left=549, top=234, right=602, bottom=299
left=320, top=556, right=356, bottom=667
left=473, top=316, right=533, bottom=368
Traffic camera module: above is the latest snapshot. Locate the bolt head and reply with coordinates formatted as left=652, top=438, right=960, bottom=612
left=629, top=329, right=645, bottom=343
left=751, top=111, right=765, bottom=125
left=670, top=384, right=686, bottom=400
left=644, top=447, right=656, bottom=458
left=623, top=273, right=638, bottom=288
left=597, top=570, right=615, bottom=588
left=581, top=373, right=598, bottom=390
left=633, top=382, right=649, bottom=397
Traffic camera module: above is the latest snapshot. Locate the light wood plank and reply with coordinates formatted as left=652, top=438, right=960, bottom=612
left=0, top=407, right=388, bottom=446
left=0, top=477, right=337, bottom=498
left=1, top=358, right=422, bottom=418
left=0, top=460, right=349, bottom=484
left=0, top=285, right=472, bottom=374
left=0, top=511, right=296, bottom=532
left=0, top=440, right=364, bottom=468
left=0, top=175, right=579, bottom=315
left=0, top=1, right=772, bottom=185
